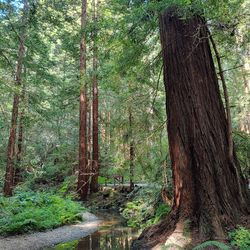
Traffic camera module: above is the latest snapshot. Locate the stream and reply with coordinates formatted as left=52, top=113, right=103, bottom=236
left=46, top=211, right=140, bottom=250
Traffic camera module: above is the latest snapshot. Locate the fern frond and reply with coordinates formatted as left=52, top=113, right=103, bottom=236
left=193, top=240, right=231, bottom=250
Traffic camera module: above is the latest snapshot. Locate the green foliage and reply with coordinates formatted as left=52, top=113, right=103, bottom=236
left=229, top=227, right=250, bottom=250
left=0, top=1, right=249, bottom=245
left=98, top=176, right=112, bottom=185
left=121, top=188, right=170, bottom=229
left=57, top=175, right=77, bottom=198
left=122, top=200, right=145, bottom=228
left=233, top=132, right=250, bottom=178
left=46, top=240, right=78, bottom=250
left=155, top=203, right=170, bottom=219
left=0, top=192, right=85, bottom=235
left=193, top=241, right=230, bottom=250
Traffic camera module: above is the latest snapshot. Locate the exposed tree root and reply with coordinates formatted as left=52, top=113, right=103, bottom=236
left=132, top=211, right=178, bottom=249
left=132, top=210, right=250, bottom=249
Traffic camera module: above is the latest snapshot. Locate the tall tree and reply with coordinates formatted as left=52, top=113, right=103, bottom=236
left=135, top=8, right=249, bottom=249
left=14, top=83, right=26, bottom=186
left=3, top=0, right=28, bottom=196
left=77, top=0, right=89, bottom=200
left=129, top=108, right=134, bottom=191
left=90, top=0, right=99, bottom=193
left=240, top=67, right=250, bottom=134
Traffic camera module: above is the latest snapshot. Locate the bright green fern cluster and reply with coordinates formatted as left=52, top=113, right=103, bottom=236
left=121, top=187, right=170, bottom=229
left=0, top=191, right=85, bottom=235
left=229, top=227, right=250, bottom=250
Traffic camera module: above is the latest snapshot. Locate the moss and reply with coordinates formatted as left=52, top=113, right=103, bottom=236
left=47, top=240, right=78, bottom=250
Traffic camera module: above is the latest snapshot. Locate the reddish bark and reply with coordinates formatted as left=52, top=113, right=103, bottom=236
left=90, top=0, right=99, bottom=193
left=88, top=101, right=92, bottom=161
left=77, top=0, right=88, bottom=200
left=87, top=99, right=91, bottom=183
left=134, top=9, right=249, bottom=249
left=3, top=31, right=26, bottom=196
left=4, top=95, right=19, bottom=196
left=14, top=85, right=25, bottom=186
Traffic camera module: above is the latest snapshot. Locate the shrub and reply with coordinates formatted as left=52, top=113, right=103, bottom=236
left=233, top=131, right=250, bottom=178
left=121, top=187, right=170, bottom=229
left=229, top=227, right=250, bottom=250
left=0, top=191, right=85, bottom=235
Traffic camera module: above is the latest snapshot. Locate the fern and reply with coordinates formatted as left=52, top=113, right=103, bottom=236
left=193, top=241, right=231, bottom=250
left=0, top=192, right=85, bottom=235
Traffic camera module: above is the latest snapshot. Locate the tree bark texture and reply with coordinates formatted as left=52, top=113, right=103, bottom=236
left=14, top=84, right=25, bottom=186
left=134, top=9, right=249, bottom=249
left=3, top=29, right=26, bottom=196
left=77, top=0, right=89, bottom=200
left=90, top=0, right=99, bottom=193
left=88, top=100, right=92, bottom=169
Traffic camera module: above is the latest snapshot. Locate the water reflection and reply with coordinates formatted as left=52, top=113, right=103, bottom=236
left=49, top=212, right=139, bottom=250
left=76, top=214, right=138, bottom=250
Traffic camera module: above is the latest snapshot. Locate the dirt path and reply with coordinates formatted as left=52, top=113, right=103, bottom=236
left=0, top=212, right=101, bottom=250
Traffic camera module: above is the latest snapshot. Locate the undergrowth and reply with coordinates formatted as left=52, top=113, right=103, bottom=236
left=0, top=191, right=85, bottom=235
left=121, top=187, right=170, bottom=229
left=162, top=227, right=250, bottom=250
left=229, top=226, right=250, bottom=250
left=192, top=241, right=230, bottom=250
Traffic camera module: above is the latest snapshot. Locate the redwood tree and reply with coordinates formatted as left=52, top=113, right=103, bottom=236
left=3, top=2, right=27, bottom=196
left=134, top=8, right=249, bottom=249
left=90, top=0, right=99, bottom=193
left=14, top=84, right=26, bottom=186
left=77, top=0, right=89, bottom=200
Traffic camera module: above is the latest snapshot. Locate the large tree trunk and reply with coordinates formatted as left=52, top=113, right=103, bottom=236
left=77, top=0, right=89, bottom=200
left=3, top=16, right=26, bottom=196
left=3, top=96, right=20, bottom=196
left=90, top=0, right=99, bottom=193
left=134, top=8, right=249, bottom=249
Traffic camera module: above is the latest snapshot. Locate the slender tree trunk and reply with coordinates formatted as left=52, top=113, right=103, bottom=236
left=77, top=0, right=88, bottom=200
left=240, top=67, right=250, bottom=133
left=91, top=233, right=100, bottom=249
left=106, top=110, right=111, bottom=148
left=14, top=84, right=25, bottom=186
left=134, top=9, right=249, bottom=249
left=90, top=0, right=99, bottom=193
left=209, top=33, right=244, bottom=203
left=87, top=99, right=91, bottom=179
left=129, top=109, right=134, bottom=191
left=209, top=33, right=234, bottom=160
left=3, top=5, right=27, bottom=196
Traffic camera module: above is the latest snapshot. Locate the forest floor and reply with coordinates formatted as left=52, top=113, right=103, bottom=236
left=86, top=186, right=134, bottom=210
left=0, top=212, right=101, bottom=250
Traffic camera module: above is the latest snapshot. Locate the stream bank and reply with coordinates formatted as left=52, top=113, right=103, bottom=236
left=0, top=212, right=101, bottom=250
left=0, top=187, right=147, bottom=250
left=47, top=211, right=140, bottom=250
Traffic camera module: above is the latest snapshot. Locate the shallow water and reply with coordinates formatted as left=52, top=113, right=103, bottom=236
left=47, top=212, right=140, bottom=250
